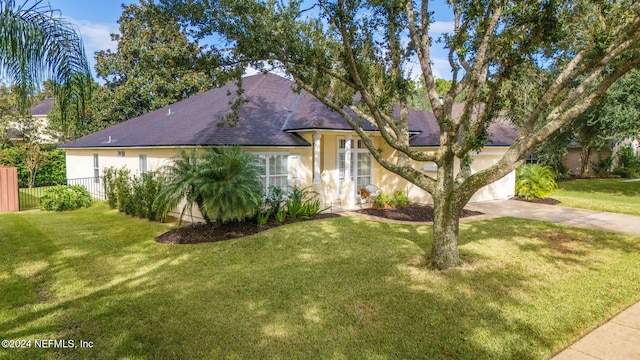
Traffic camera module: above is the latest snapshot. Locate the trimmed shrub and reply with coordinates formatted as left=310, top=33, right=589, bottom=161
left=103, top=166, right=118, bottom=209
left=591, top=155, right=613, bottom=177
left=131, top=171, right=162, bottom=220
left=516, top=164, right=558, bottom=200
left=373, top=191, right=393, bottom=208
left=390, top=190, right=411, bottom=207
left=115, top=167, right=134, bottom=214
left=40, top=185, right=92, bottom=211
left=372, top=190, right=411, bottom=208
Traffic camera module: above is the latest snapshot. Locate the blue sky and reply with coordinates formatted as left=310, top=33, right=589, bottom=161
left=44, top=0, right=456, bottom=80
left=45, top=0, right=136, bottom=74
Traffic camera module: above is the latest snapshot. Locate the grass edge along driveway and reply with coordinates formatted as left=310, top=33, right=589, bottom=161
left=1, top=203, right=639, bottom=359
left=555, top=178, right=640, bottom=216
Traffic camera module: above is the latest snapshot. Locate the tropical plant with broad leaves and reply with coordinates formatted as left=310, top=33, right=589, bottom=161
left=0, top=0, right=90, bottom=110
left=516, top=165, right=558, bottom=200
left=198, top=146, right=263, bottom=225
left=155, top=147, right=263, bottom=226
left=155, top=149, right=205, bottom=225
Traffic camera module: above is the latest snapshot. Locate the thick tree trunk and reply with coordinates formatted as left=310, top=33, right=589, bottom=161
left=431, top=195, right=461, bottom=269
left=430, top=154, right=462, bottom=269
left=580, top=146, right=592, bottom=177
left=195, top=194, right=212, bottom=226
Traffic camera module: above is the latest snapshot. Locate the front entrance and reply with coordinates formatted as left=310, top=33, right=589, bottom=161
left=337, top=138, right=373, bottom=197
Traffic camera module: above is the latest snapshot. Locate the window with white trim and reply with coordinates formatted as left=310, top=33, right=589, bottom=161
left=253, top=153, right=299, bottom=195
left=525, top=153, right=539, bottom=165
left=93, top=154, right=100, bottom=183
left=139, top=154, right=148, bottom=174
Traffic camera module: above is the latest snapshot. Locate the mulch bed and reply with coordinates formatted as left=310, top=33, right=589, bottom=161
left=511, top=196, right=561, bottom=205
left=156, top=203, right=486, bottom=245
left=156, top=213, right=341, bottom=244
left=355, top=203, right=483, bottom=222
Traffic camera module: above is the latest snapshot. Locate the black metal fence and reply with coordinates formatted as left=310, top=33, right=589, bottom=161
left=18, top=177, right=104, bottom=211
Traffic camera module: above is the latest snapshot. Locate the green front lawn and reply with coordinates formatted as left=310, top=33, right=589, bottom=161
left=555, top=178, right=640, bottom=215
left=2, top=203, right=640, bottom=359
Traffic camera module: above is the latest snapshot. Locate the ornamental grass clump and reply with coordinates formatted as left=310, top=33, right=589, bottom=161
left=516, top=164, right=558, bottom=200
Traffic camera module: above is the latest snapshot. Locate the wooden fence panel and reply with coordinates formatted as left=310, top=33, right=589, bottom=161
left=0, top=166, right=19, bottom=212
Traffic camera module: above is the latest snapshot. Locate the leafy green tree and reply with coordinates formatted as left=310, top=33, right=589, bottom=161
left=0, top=0, right=90, bottom=110
left=0, top=145, right=64, bottom=187
left=155, top=147, right=263, bottom=226
left=536, top=69, right=640, bottom=177
left=411, top=78, right=468, bottom=110
left=165, top=0, right=640, bottom=269
left=94, top=0, right=218, bottom=125
left=0, top=83, right=19, bottom=147
left=47, top=74, right=100, bottom=142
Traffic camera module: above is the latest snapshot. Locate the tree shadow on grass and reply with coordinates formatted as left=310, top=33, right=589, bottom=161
left=2, top=214, right=639, bottom=359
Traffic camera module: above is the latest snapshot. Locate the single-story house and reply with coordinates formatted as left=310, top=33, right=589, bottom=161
left=60, top=73, right=517, bottom=213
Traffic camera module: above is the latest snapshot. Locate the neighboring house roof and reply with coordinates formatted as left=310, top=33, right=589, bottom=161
left=30, top=98, right=54, bottom=116
left=6, top=127, right=24, bottom=140
left=60, top=73, right=517, bottom=149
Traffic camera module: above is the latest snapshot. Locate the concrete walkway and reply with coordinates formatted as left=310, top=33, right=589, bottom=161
left=347, top=200, right=640, bottom=359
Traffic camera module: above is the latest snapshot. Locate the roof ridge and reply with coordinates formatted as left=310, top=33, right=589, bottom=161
left=282, top=89, right=303, bottom=131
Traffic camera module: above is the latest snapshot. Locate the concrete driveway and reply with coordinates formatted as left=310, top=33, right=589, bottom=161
left=466, top=199, right=640, bottom=236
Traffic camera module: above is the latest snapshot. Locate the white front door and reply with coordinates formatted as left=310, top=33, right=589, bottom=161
left=338, top=138, right=373, bottom=197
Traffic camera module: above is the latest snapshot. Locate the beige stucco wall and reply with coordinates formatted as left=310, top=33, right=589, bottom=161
left=376, top=143, right=514, bottom=204
left=565, top=147, right=612, bottom=176
left=298, top=132, right=515, bottom=208
left=65, top=147, right=313, bottom=180
left=65, top=134, right=515, bottom=216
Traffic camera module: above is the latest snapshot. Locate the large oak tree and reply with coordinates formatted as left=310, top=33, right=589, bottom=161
left=94, top=0, right=222, bottom=125
left=164, top=0, right=640, bottom=269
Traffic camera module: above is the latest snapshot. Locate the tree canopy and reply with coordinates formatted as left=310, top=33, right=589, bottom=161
left=537, top=68, right=640, bottom=177
left=94, top=0, right=222, bottom=125
left=163, top=0, right=640, bottom=269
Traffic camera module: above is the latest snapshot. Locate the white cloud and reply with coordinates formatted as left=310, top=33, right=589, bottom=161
left=66, top=17, right=118, bottom=57
left=61, top=17, right=118, bottom=80
left=406, top=57, right=452, bottom=80
left=430, top=21, right=455, bottom=34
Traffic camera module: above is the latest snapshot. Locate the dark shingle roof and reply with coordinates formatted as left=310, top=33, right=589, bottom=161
left=408, top=103, right=517, bottom=147
left=30, top=98, right=54, bottom=116
left=61, top=74, right=312, bottom=148
left=6, top=127, right=23, bottom=140
left=61, top=73, right=516, bottom=149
